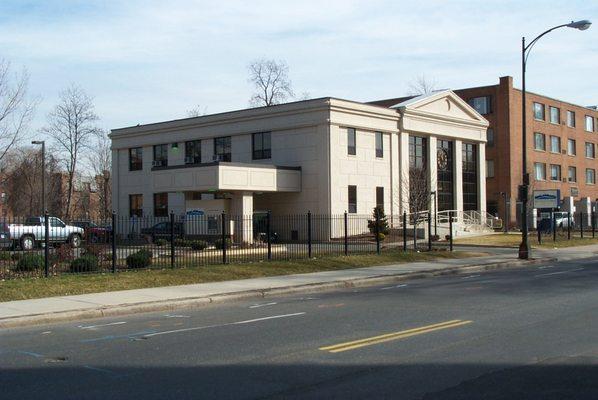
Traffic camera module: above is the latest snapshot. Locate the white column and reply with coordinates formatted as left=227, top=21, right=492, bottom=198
left=231, top=191, right=254, bottom=243
left=454, top=140, right=464, bottom=215
left=390, top=132, right=400, bottom=223
left=427, top=136, right=437, bottom=211
left=477, top=143, right=486, bottom=215
left=111, top=149, right=119, bottom=214
left=399, top=132, right=410, bottom=214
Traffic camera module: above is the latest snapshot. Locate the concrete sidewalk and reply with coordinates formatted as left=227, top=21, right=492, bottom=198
left=3, top=244, right=594, bottom=328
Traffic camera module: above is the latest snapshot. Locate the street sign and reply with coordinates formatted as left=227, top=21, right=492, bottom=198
left=533, top=190, right=560, bottom=209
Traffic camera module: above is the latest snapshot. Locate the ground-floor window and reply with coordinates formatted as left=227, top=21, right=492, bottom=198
left=129, top=194, right=143, bottom=217
left=462, top=143, right=478, bottom=211
left=348, top=185, right=357, bottom=213
left=154, top=193, right=168, bottom=217
left=437, top=139, right=454, bottom=211
left=376, top=187, right=384, bottom=211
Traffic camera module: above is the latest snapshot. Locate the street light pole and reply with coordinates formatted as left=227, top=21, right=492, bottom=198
left=31, top=140, right=46, bottom=214
left=518, top=19, right=591, bottom=260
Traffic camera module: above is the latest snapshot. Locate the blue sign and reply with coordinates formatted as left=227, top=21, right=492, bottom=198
left=186, top=209, right=205, bottom=216
left=533, top=190, right=560, bottom=209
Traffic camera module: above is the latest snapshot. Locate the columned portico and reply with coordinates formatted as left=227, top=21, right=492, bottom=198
left=231, top=191, right=254, bottom=243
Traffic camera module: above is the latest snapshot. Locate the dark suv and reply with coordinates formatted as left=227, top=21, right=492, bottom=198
left=141, top=222, right=184, bottom=241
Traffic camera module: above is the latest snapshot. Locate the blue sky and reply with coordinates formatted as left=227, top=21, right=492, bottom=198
left=0, top=0, right=596, bottom=132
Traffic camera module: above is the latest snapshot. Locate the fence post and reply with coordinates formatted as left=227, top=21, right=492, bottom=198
left=593, top=211, right=596, bottom=238
left=170, top=212, right=175, bottom=268
left=581, top=213, right=584, bottom=239
left=537, top=223, right=541, bottom=244
left=552, top=211, right=556, bottom=243
left=221, top=212, right=227, bottom=264
left=111, top=211, right=117, bottom=273
left=567, top=211, right=571, bottom=240
left=402, top=211, right=407, bottom=252
left=44, top=210, right=49, bottom=278
left=267, top=210, right=272, bottom=260
left=375, top=208, right=380, bottom=255
left=307, top=211, right=312, bottom=258
left=344, top=211, right=348, bottom=256
left=427, top=211, right=432, bottom=251
left=449, top=211, right=453, bottom=252
left=413, top=217, right=417, bottom=251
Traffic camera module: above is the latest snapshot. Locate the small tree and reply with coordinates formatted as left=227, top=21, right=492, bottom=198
left=368, top=206, right=390, bottom=236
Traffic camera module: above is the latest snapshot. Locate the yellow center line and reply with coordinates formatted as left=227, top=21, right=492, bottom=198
left=319, top=319, right=473, bottom=353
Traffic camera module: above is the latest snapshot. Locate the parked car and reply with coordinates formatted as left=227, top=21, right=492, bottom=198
left=72, top=220, right=112, bottom=243
left=0, top=222, right=11, bottom=249
left=140, top=221, right=184, bottom=241
left=553, top=212, right=575, bottom=228
left=9, top=216, right=84, bottom=250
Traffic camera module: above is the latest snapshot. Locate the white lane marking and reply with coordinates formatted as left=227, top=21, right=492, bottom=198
left=460, top=275, right=481, bottom=280
left=83, top=365, right=116, bottom=374
left=40, top=331, right=52, bottom=335
left=144, top=312, right=306, bottom=338
left=164, top=314, right=190, bottom=318
left=535, top=268, right=584, bottom=277
left=78, top=321, right=127, bottom=330
left=538, top=265, right=555, bottom=269
left=249, top=302, right=278, bottom=309
left=476, top=280, right=497, bottom=284
left=380, top=284, right=408, bottom=291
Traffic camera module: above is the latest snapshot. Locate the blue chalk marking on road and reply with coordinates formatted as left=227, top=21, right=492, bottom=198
left=18, top=350, right=44, bottom=358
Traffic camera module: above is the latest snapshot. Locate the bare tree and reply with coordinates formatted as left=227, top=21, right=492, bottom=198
left=406, top=166, right=431, bottom=216
left=0, top=59, right=36, bottom=166
left=42, top=85, right=100, bottom=220
left=87, top=132, right=112, bottom=220
left=407, top=74, right=438, bottom=96
left=248, top=59, right=294, bottom=107
left=186, top=105, right=208, bottom=118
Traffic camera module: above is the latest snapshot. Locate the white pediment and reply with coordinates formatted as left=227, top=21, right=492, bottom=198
left=392, top=90, right=488, bottom=125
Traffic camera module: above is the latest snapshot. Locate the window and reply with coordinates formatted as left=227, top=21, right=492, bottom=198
left=153, top=193, right=168, bottom=217
left=153, top=144, right=168, bottom=167
left=376, top=187, right=384, bottom=211
left=549, top=106, right=560, bottom=124
left=549, top=164, right=561, bottom=181
left=567, top=111, right=576, bottom=127
left=129, top=194, right=143, bottom=217
left=436, top=139, right=454, bottom=211
left=347, top=128, right=356, bottom=155
left=534, top=163, right=546, bottom=181
left=585, top=142, right=595, bottom=158
left=467, top=96, right=492, bottom=115
left=567, top=139, right=576, bottom=156
left=486, top=160, right=494, bottom=178
left=586, top=115, right=595, bottom=132
left=568, top=166, right=577, bottom=182
left=129, top=147, right=143, bottom=171
left=409, top=136, right=427, bottom=169
left=214, top=136, right=231, bottom=162
left=486, top=128, right=494, bottom=147
left=534, top=132, right=545, bottom=151
left=550, top=136, right=561, bottom=153
left=586, top=168, right=596, bottom=184
left=348, top=185, right=357, bottom=213
left=533, top=102, right=545, bottom=120
left=185, top=140, right=201, bottom=164
left=462, top=143, right=478, bottom=211
left=375, top=132, right=383, bottom=158
left=252, top=132, right=271, bottom=160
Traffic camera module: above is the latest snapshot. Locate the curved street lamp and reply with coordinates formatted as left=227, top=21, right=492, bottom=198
left=519, top=20, right=592, bottom=260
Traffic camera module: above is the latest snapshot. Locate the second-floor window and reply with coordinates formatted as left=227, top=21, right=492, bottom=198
left=468, top=96, right=492, bottom=115
left=586, top=168, right=596, bottom=184
left=568, top=139, right=576, bottom=156
left=348, top=185, right=357, bottom=213
left=486, top=128, right=494, bottom=147
left=185, top=140, right=201, bottom=164
left=586, top=115, right=595, bottom=132
left=567, top=110, right=576, bottom=127
left=375, top=132, right=383, bottom=158
left=533, top=102, right=545, bottom=120
left=550, top=164, right=561, bottom=181
left=252, top=132, right=271, bottom=160
left=549, top=106, right=560, bottom=124
left=585, top=142, right=595, bottom=158
left=153, top=144, right=168, bottom=167
left=347, top=128, right=356, bottom=155
left=550, top=136, right=561, bottom=153
left=214, top=136, right=231, bottom=162
left=534, top=132, right=545, bottom=151
left=568, top=166, right=577, bottom=182
left=534, top=162, right=546, bottom=181
left=129, top=147, right=143, bottom=171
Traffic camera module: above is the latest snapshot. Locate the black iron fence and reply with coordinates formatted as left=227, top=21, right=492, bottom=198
left=0, top=210, right=453, bottom=280
left=535, top=210, right=597, bottom=244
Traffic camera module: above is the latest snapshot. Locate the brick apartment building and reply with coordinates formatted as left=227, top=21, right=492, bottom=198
left=371, top=76, right=598, bottom=228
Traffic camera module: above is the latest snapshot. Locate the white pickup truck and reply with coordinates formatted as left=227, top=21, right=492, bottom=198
left=9, top=216, right=85, bottom=250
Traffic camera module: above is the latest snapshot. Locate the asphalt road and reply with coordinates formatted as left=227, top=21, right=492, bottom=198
left=1, top=256, right=597, bottom=399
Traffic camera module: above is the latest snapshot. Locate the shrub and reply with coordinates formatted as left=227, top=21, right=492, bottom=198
left=11, top=252, right=22, bottom=261
left=0, top=251, right=12, bottom=261
left=214, top=238, right=232, bottom=250
left=69, top=255, right=99, bottom=273
left=15, top=254, right=44, bottom=271
left=367, top=207, right=390, bottom=236
left=51, top=244, right=74, bottom=264
left=83, top=244, right=104, bottom=258
left=173, top=238, right=189, bottom=247
left=155, top=238, right=168, bottom=247
left=190, top=240, right=208, bottom=251
left=126, top=249, right=153, bottom=269
left=377, top=232, right=386, bottom=241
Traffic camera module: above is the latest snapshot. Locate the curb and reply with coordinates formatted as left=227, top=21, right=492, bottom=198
left=0, top=257, right=556, bottom=329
